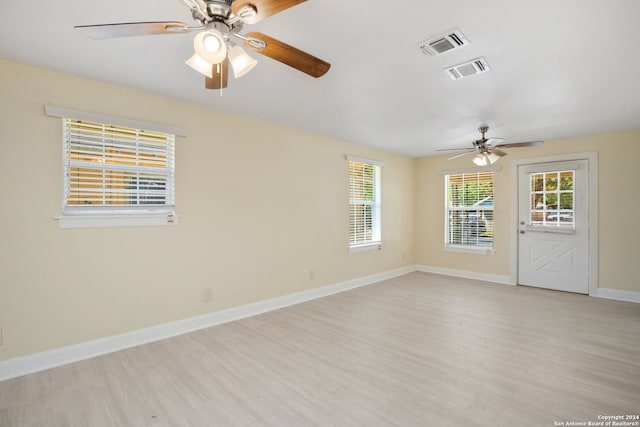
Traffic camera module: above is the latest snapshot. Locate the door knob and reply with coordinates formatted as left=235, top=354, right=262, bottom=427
left=520, top=230, right=525, bottom=234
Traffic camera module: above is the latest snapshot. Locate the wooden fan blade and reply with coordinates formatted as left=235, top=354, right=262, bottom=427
left=491, top=148, right=507, bottom=157
left=447, top=150, right=476, bottom=160
left=74, top=22, right=191, bottom=39
left=205, top=58, right=229, bottom=89
left=243, top=32, right=330, bottom=78
left=232, top=0, right=306, bottom=24
left=493, top=140, right=544, bottom=148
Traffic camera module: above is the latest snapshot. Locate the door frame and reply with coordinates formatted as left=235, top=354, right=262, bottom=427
left=509, top=152, right=598, bottom=295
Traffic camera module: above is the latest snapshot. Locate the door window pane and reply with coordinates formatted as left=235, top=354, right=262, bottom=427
left=528, top=170, right=575, bottom=228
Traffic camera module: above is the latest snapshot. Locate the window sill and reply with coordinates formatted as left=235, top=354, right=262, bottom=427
left=443, top=245, right=495, bottom=256
left=349, top=242, right=382, bottom=253
left=55, top=212, right=178, bottom=229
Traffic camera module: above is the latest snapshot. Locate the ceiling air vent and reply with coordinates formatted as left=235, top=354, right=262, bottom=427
left=446, top=57, right=490, bottom=80
left=417, top=28, right=470, bottom=56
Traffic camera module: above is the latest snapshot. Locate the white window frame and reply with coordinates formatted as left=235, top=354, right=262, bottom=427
left=348, top=156, right=383, bottom=252
left=45, top=106, right=186, bottom=229
left=525, top=162, right=578, bottom=231
left=443, top=167, right=497, bottom=254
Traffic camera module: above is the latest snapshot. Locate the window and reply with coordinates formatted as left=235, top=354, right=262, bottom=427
left=445, top=171, right=494, bottom=250
left=60, top=118, right=175, bottom=228
left=529, top=170, right=575, bottom=228
left=348, top=157, right=382, bottom=250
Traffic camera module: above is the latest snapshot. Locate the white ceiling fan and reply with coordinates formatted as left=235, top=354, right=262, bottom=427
left=74, top=0, right=331, bottom=90
left=437, top=125, right=543, bottom=166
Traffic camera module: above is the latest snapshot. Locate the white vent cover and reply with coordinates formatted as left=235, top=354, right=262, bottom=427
left=446, top=57, right=490, bottom=80
left=417, top=28, right=470, bottom=55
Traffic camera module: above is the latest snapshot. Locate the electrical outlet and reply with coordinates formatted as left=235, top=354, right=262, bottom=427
left=309, top=270, right=316, bottom=280
left=0, top=327, right=3, bottom=347
left=202, top=288, right=212, bottom=303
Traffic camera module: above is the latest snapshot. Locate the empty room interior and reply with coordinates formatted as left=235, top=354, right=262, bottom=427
left=1, top=0, right=639, bottom=426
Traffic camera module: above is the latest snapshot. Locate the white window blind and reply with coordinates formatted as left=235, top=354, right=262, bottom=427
left=445, top=171, right=494, bottom=249
left=349, top=158, right=381, bottom=248
left=63, top=118, right=175, bottom=215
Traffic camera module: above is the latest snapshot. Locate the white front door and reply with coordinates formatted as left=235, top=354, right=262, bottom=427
left=517, top=160, right=589, bottom=293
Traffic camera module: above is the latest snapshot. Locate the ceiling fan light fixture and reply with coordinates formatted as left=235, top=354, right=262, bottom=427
left=473, top=153, right=488, bottom=166
left=486, top=151, right=501, bottom=164
left=228, top=45, right=257, bottom=78
left=194, top=30, right=227, bottom=64
left=204, top=34, right=221, bottom=52
left=185, top=53, right=214, bottom=78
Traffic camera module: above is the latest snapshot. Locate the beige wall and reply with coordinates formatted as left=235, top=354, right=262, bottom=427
left=1, top=58, right=638, bottom=363
left=0, top=59, right=415, bottom=361
left=416, top=129, right=640, bottom=292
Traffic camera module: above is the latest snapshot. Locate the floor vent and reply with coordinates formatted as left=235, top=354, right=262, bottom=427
left=446, top=57, right=490, bottom=80
left=417, top=28, right=470, bottom=56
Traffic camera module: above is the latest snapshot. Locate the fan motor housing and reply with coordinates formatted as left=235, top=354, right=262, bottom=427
left=206, top=1, right=232, bottom=19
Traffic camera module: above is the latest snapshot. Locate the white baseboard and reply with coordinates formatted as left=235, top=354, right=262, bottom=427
left=416, top=266, right=640, bottom=303
left=0, top=265, right=415, bottom=382
left=416, top=265, right=514, bottom=285
left=595, top=288, right=640, bottom=303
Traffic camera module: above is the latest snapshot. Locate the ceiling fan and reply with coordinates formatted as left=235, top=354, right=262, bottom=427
left=74, top=0, right=331, bottom=89
left=437, top=125, right=543, bottom=166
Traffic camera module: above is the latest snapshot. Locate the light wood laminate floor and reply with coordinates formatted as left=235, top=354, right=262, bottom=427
left=1, top=272, right=639, bottom=426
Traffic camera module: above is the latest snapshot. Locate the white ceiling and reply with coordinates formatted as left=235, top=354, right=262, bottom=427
left=1, top=0, right=639, bottom=157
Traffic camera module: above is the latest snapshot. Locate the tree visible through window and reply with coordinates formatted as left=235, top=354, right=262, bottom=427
left=349, top=158, right=381, bottom=248
left=445, top=171, right=494, bottom=248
